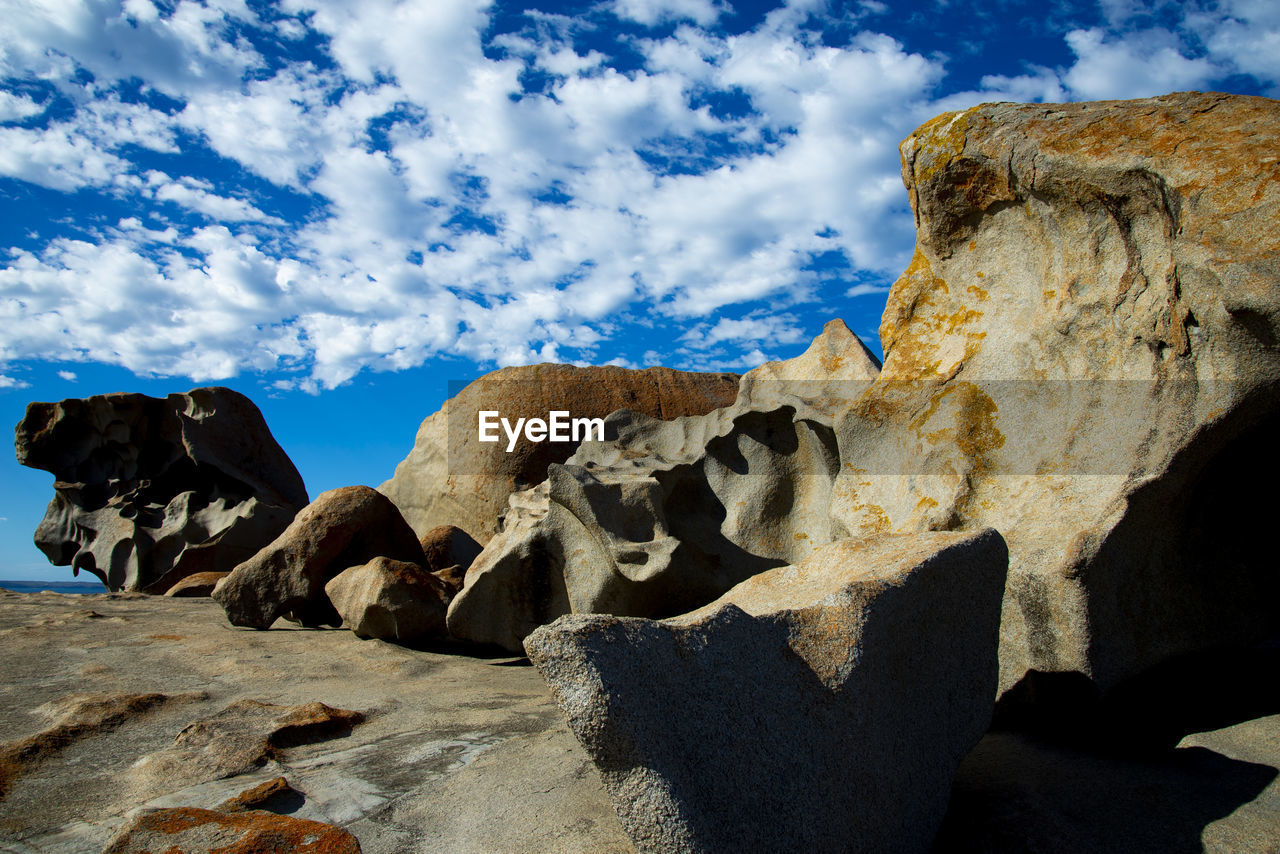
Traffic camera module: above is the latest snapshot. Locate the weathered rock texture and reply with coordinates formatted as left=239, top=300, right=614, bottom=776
left=324, top=557, right=452, bottom=641
left=102, top=806, right=363, bottom=854
left=133, top=699, right=365, bottom=786
left=378, top=364, right=741, bottom=544
left=832, top=91, right=1280, bottom=698
left=165, top=572, right=229, bottom=597
left=14, top=387, right=308, bottom=592
left=458, top=92, right=1280, bottom=705
left=212, top=486, right=425, bottom=629
left=524, top=530, right=1009, bottom=854
left=447, top=319, right=881, bottom=652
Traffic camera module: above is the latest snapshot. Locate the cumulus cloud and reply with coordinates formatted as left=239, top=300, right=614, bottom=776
left=0, top=0, right=1275, bottom=391
left=57, top=370, right=76, bottom=380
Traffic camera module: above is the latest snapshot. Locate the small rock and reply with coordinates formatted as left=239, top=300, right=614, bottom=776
left=102, top=806, right=361, bottom=853
left=212, top=485, right=425, bottom=629
left=164, top=572, right=229, bottom=597
left=524, top=530, right=1008, bottom=854
left=215, top=776, right=304, bottom=814
left=325, top=557, right=452, bottom=642
left=419, top=525, right=483, bottom=574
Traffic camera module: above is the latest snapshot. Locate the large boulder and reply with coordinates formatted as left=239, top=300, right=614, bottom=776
left=446, top=319, right=881, bottom=652
left=324, top=556, right=452, bottom=642
left=212, top=486, right=425, bottom=629
left=454, top=92, right=1280, bottom=715
left=378, top=364, right=741, bottom=544
left=13, top=387, right=308, bottom=592
left=831, top=91, right=1280, bottom=701
left=524, top=529, right=1009, bottom=854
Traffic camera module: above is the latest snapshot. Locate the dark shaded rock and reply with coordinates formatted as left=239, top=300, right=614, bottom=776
left=524, top=530, right=1008, bottom=854
left=14, top=387, right=308, bottom=592
left=102, top=806, right=362, bottom=853
left=430, top=564, right=467, bottom=596
left=325, top=557, right=452, bottom=641
left=419, top=524, right=483, bottom=574
left=212, top=485, right=425, bottom=629
left=165, top=571, right=229, bottom=597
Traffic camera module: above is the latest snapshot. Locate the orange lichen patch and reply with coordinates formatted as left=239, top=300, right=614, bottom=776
left=0, top=692, right=174, bottom=799
left=1043, top=290, right=1056, bottom=299
left=102, top=806, right=362, bottom=854
left=880, top=248, right=948, bottom=363
left=911, top=382, right=1006, bottom=474
left=915, top=496, right=939, bottom=511
left=819, top=353, right=845, bottom=374
left=967, top=284, right=988, bottom=299
left=906, top=108, right=975, bottom=185
left=793, top=532, right=810, bottom=541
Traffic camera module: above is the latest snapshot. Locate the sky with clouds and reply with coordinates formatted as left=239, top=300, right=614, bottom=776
left=1, top=0, right=1277, bottom=580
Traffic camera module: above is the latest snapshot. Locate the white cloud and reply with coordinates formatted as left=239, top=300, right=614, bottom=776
left=610, top=0, right=726, bottom=27
left=0, top=91, right=45, bottom=122
left=57, top=370, right=76, bottom=381
left=0, top=375, right=30, bottom=389
left=1062, top=27, right=1218, bottom=100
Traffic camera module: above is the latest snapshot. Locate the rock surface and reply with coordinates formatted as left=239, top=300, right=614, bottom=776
left=212, top=486, right=425, bottom=629
left=524, top=530, right=1008, bottom=854
left=454, top=93, right=1280, bottom=704
left=102, top=806, right=363, bottom=853
left=0, top=587, right=1275, bottom=852
left=0, top=588, right=633, bottom=853
left=324, top=557, right=452, bottom=642
left=378, top=364, right=741, bottom=544
left=13, top=387, right=308, bottom=592
left=447, top=319, right=881, bottom=652
left=832, top=91, right=1280, bottom=699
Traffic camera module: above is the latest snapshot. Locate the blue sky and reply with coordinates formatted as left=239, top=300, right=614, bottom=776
left=2, top=0, right=1278, bottom=580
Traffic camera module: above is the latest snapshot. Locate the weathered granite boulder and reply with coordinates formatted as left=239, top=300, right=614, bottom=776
left=459, top=93, right=1280, bottom=709
left=324, top=557, right=452, bottom=642
left=524, top=529, right=1009, bottom=854
left=212, top=486, right=425, bottom=629
left=830, top=91, right=1280, bottom=700
left=378, top=364, right=741, bottom=544
left=446, top=319, right=881, bottom=652
left=419, top=524, right=483, bottom=574
left=13, top=387, right=308, bottom=592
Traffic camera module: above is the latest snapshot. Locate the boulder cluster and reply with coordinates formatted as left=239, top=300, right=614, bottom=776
left=13, top=90, right=1280, bottom=853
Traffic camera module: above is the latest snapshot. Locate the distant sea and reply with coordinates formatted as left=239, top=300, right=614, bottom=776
left=0, top=579, right=109, bottom=594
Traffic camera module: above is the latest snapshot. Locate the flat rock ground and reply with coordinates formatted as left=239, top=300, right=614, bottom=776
left=0, top=588, right=1276, bottom=854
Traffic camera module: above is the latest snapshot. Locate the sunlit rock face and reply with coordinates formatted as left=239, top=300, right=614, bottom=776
left=454, top=92, right=1280, bottom=709
left=15, top=387, right=308, bottom=592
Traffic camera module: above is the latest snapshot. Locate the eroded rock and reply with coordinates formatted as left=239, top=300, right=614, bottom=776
left=324, top=557, right=451, bottom=642
left=419, top=525, right=483, bottom=574
left=165, top=572, right=229, bottom=597
left=213, top=486, right=425, bottom=629
left=447, top=319, right=881, bottom=652
left=378, top=364, right=741, bottom=544
left=14, top=387, right=308, bottom=592
left=525, top=529, right=1008, bottom=853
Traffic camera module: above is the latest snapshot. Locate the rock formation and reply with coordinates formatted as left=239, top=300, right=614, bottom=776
left=14, top=387, right=308, bottom=592
left=324, top=557, right=452, bottom=642
left=212, top=486, right=426, bottom=629
left=456, top=92, right=1280, bottom=711
left=164, top=571, right=229, bottom=597
left=378, top=364, right=741, bottom=544
left=447, top=319, right=881, bottom=651
left=419, top=524, right=483, bottom=574
left=524, top=530, right=1009, bottom=854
